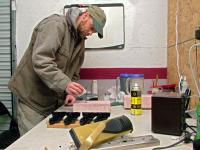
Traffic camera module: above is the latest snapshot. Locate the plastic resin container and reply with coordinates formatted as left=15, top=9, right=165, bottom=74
left=119, top=74, right=144, bottom=94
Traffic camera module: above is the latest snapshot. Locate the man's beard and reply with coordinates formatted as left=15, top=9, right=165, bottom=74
left=77, top=20, right=87, bottom=38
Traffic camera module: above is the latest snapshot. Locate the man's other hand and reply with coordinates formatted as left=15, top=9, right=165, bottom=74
left=65, top=94, right=76, bottom=106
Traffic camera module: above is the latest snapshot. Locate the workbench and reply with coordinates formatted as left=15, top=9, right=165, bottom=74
left=5, top=106, right=194, bottom=150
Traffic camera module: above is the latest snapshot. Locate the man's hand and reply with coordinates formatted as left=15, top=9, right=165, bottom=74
left=65, top=94, right=76, bottom=106
left=66, top=82, right=85, bottom=97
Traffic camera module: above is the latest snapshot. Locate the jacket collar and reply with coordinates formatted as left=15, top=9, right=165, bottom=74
left=66, top=7, right=82, bottom=40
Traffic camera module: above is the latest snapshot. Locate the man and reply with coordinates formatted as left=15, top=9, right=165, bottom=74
left=8, top=5, right=106, bottom=135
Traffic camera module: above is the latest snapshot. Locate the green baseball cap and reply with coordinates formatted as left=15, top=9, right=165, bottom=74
left=87, top=5, right=106, bottom=38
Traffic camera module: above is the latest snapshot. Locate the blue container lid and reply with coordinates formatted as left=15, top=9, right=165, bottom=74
left=120, top=74, right=144, bottom=78
left=119, top=74, right=130, bottom=78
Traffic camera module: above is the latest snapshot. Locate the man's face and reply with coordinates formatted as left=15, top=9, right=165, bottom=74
left=77, top=13, right=96, bottom=38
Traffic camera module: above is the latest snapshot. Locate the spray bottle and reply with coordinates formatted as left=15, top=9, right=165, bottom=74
left=182, top=76, right=188, bottom=93
left=179, top=75, right=188, bottom=94
left=131, top=83, right=142, bottom=115
left=179, top=75, right=183, bottom=93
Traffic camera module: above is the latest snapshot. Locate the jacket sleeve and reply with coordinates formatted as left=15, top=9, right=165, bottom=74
left=71, top=45, right=85, bottom=82
left=32, top=20, right=70, bottom=92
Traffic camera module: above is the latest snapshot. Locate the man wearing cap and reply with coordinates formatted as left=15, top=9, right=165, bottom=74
left=8, top=5, right=106, bottom=135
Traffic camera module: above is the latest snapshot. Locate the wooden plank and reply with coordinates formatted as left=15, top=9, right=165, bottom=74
left=168, top=0, right=200, bottom=108
left=46, top=120, right=80, bottom=129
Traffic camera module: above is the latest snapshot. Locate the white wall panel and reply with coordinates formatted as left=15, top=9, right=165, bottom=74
left=16, top=0, right=167, bottom=68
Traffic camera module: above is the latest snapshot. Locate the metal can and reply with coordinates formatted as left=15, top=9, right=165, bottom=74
left=131, top=83, right=142, bottom=115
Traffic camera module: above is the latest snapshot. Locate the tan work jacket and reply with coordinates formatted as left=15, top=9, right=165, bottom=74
left=8, top=14, right=85, bottom=116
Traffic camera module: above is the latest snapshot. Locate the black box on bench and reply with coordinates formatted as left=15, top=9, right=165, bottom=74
left=151, top=92, right=186, bottom=136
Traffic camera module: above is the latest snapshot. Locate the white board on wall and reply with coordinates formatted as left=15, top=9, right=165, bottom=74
left=64, top=3, right=124, bottom=49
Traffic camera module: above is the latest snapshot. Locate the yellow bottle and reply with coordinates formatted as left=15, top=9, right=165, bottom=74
left=131, top=83, right=142, bottom=115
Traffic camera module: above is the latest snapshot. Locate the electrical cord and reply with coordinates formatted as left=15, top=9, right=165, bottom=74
left=175, top=0, right=181, bottom=80
left=168, top=37, right=195, bottom=48
left=152, top=131, right=193, bottom=150
left=152, top=138, right=185, bottom=150
left=186, top=122, right=197, bottom=133
left=188, top=125, right=197, bottom=128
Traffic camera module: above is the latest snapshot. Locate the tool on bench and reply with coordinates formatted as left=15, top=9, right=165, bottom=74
left=69, top=115, right=133, bottom=150
left=92, top=135, right=160, bottom=150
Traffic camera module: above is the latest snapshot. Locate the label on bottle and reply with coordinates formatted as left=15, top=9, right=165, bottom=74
left=131, top=88, right=142, bottom=115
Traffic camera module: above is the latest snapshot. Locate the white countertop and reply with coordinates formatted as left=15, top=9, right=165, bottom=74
left=5, top=106, right=194, bottom=150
